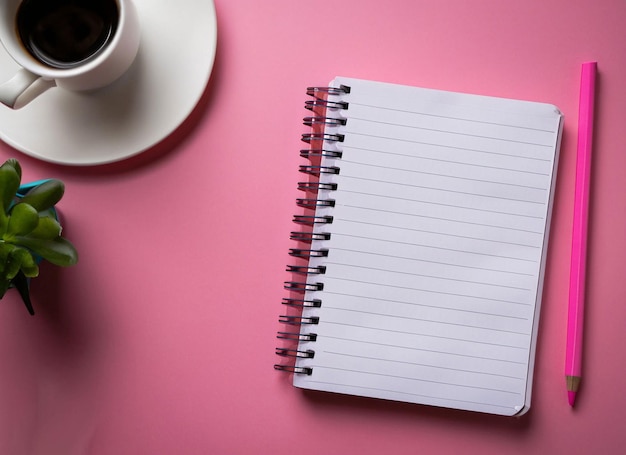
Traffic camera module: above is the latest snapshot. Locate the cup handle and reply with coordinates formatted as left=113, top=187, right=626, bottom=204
left=0, top=68, right=56, bottom=109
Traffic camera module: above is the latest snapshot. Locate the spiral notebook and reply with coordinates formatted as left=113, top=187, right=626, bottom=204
left=275, top=76, right=563, bottom=416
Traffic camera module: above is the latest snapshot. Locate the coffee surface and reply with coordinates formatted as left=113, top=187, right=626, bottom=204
left=16, top=0, right=118, bottom=69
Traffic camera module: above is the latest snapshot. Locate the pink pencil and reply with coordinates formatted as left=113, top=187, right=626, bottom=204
left=566, top=61, right=597, bottom=407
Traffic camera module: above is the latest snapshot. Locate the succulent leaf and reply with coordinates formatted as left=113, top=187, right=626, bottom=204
left=29, top=216, right=63, bottom=240
left=0, top=164, right=20, bottom=215
left=5, top=248, right=25, bottom=279
left=6, top=203, right=39, bottom=237
left=0, top=242, right=16, bottom=264
left=18, top=179, right=65, bottom=212
left=19, top=249, right=39, bottom=278
left=4, top=159, right=22, bottom=180
left=13, top=236, right=78, bottom=267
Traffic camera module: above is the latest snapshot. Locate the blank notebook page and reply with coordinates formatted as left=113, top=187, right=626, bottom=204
left=293, top=77, right=563, bottom=415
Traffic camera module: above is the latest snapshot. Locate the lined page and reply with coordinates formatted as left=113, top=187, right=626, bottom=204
left=293, top=77, right=562, bottom=415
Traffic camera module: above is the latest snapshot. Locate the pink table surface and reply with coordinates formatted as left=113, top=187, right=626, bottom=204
left=1, top=1, right=625, bottom=454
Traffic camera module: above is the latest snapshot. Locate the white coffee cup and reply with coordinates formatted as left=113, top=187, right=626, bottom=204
left=0, top=0, right=140, bottom=109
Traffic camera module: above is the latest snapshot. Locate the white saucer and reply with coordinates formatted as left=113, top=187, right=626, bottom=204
left=0, top=0, right=217, bottom=166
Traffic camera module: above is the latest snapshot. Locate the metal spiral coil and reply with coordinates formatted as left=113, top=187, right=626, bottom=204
left=276, top=84, right=351, bottom=376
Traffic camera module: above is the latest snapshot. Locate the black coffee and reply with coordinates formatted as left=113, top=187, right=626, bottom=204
left=16, top=0, right=119, bottom=69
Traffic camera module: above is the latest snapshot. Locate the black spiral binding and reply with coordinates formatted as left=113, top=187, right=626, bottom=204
left=290, top=232, right=331, bottom=243
left=298, top=181, right=338, bottom=192
left=292, top=214, right=334, bottom=225
left=299, top=164, right=340, bottom=176
left=300, top=149, right=343, bottom=159
left=296, top=198, right=336, bottom=209
left=277, top=332, right=318, bottom=342
left=274, top=83, right=349, bottom=375
left=301, top=132, right=345, bottom=144
left=286, top=265, right=327, bottom=275
left=281, top=297, right=322, bottom=308
left=303, top=116, right=347, bottom=127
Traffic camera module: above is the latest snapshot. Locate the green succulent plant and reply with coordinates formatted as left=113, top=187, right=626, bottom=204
left=0, top=158, right=78, bottom=315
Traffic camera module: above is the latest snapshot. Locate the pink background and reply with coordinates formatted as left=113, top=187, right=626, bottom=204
left=1, top=1, right=625, bottom=453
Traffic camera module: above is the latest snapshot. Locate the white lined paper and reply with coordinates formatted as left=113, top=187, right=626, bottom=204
left=293, top=77, right=562, bottom=415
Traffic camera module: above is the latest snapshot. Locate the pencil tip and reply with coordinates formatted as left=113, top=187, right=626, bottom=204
left=568, top=391, right=577, bottom=407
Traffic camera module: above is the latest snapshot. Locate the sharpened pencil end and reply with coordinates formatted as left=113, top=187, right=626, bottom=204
left=568, top=391, right=577, bottom=407
left=565, top=375, right=581, bottom=407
